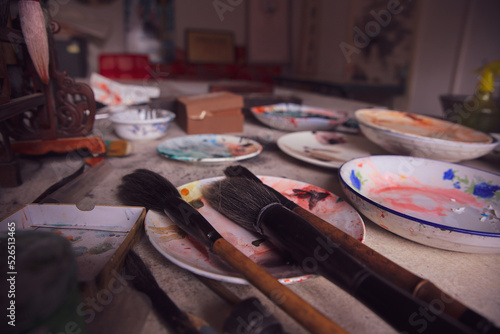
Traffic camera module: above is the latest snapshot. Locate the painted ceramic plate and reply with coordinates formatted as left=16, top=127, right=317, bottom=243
left=157, top=134, right=262, bottom=163
left=355, top=109, right=497, bottom=162
left=145, top=176, right=366, bottom=284
left=250, top=103, right=349, bottom=132
left=277, top=131, right=384, bottom=168
left=339, top=155, right=500, bottom=253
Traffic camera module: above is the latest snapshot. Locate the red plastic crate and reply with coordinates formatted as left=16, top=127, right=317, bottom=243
left=99, top=54, right=151, bottom=80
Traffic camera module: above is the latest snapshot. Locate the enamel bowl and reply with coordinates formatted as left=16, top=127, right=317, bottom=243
left=251, top=103, right=349, bottom=131
left=355, top=109, right=498, bottom=162
left=109, top=108, right=175, bottom=141
left=339, top=155, right=500, bottom=253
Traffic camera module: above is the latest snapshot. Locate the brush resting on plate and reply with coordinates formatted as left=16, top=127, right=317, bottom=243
left=117, top=169, right=347, bottom=334
left=222, top=165, right=500, bottom=334
left=202, top=177, right=479, bottom=334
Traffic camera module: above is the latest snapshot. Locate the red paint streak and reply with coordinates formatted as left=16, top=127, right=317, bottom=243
left=370, top=185, right=483, bottom=217
left=186, top=235, right=209, bottom=258
left=252, top=106, right=267, bottom=114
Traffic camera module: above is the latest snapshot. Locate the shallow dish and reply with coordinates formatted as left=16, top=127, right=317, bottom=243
left=277, top=131, right=386, bottom=168
left=145, top=176, right=365, bottom=284
left=355, top=109, right=497, bottom=162
left=109, top=108, right=175, bottom=141
left=251, top=103, right=348, bottom=132
left=339, top=155, right=500, bottom=253
left=157, top=134, right=262, bottom=163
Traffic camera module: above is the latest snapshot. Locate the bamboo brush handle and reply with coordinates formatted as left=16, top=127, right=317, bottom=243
left=212, top=238, right=348, bottom=334
left=294, top=206, right=496, bottom=331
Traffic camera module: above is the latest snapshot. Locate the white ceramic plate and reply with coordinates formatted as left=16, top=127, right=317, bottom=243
left=157, top=134, right=263, bottom=163
left=277, top=131, right=385, bottom=168
left=145, top=176, right=366, bottom=284
left=250, top=103, right=349, bottom=132
left=355, top=109, right=497, bottom=162
left=339, top=155, right=500, bottom=253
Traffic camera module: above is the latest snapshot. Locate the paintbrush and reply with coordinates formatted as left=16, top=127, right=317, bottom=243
left=124, top=250, right=215, bottom=334
left=223, top=165, right=500, bottom=334
left=117, top=169, right=347, bottom=334
left=18, top=0, right=49, bottom=84
left=202, top=177, right=477, bottom=334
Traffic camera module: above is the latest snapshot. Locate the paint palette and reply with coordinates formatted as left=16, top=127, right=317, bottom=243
left=145, top=176, right=365, bottom=284
left=250, top=103, right=349, bottom=132
left=277, top=131, right=386, bottom=168
left=339, top=156, right=500, bottom=253
left=0, top=204, right=146, bottom=297
left=157, top=134, right=262, bottom=163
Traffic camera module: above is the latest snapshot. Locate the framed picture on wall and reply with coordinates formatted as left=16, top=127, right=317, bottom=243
left=247, top=0, right=290, bottom=64
left=185, top=30, right=235, bottom=64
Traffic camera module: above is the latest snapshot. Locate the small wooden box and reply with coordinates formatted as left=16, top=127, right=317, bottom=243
left=177, top=91, right=244, bottom=134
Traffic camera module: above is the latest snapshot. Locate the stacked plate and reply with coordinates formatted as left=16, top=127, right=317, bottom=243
left=355, top=109, right=498, bottom=162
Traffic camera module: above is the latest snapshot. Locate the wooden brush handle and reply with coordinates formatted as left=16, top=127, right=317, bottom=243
left=224, top=165, right=497, bottom=332
left=212, top=238, right=347, bottom=334
left=259, top=204, right=474, bottom=334
left=294, top=206, right=498, bottom=333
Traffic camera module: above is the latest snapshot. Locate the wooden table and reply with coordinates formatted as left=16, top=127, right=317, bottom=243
left=1, top=80, right=499, bottom=334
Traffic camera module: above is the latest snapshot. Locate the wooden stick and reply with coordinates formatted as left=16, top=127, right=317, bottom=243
left=212, top=238, right=347, bottom=334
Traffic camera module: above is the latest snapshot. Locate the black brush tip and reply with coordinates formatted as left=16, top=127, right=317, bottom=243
left=202, top=177, right=280, bottom=234
left=224, top=165, right=260, bottom=182
left=118, top=169, right=180, bottom=212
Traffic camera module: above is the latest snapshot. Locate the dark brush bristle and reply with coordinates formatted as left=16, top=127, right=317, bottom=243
left=223, top=165, right=260, bottom=181
left=117, top=169, right=180, bottom=212
left=202, top=177, right=281, bottom=233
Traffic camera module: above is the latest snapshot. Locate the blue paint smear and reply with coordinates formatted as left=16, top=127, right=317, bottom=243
left=473, top=182, right=500, bottom=199
left=350, top=170, right=361, bottom=190
left=443, top=169, right=454, bottom=180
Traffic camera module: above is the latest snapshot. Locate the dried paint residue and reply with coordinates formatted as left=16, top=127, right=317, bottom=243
left=151, top=225, right=186, bottom=242
left=369, top=185, right=483, bottom=218
left=291, top=187, right=330, bottom=210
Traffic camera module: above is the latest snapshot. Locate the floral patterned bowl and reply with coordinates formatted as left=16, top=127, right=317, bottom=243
left=109, top=108, right=175, bottom=141
left=251, top=103, right=349, bottom=131
left=355, top=109, right=498, bottom=162
left=339, top=155, right=500, bottom=253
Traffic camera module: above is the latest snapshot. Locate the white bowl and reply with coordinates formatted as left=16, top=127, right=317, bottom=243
left=109, top=108, right=175, bottom=141
left=355, top=109, right=497, bottom=162
left=339, top=155, right=500, bottom=253
left=251, top=103, right=348, bottom=131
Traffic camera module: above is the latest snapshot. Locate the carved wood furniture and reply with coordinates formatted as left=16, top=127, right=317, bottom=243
left=0, top=1, right=104, bottom=187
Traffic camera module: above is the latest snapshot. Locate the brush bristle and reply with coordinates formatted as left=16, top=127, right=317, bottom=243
left=224, top=165, right=261, bottom=182
left=118, top=169, right=180, bottom=212
left=202, top=178, right=281, bottom=233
